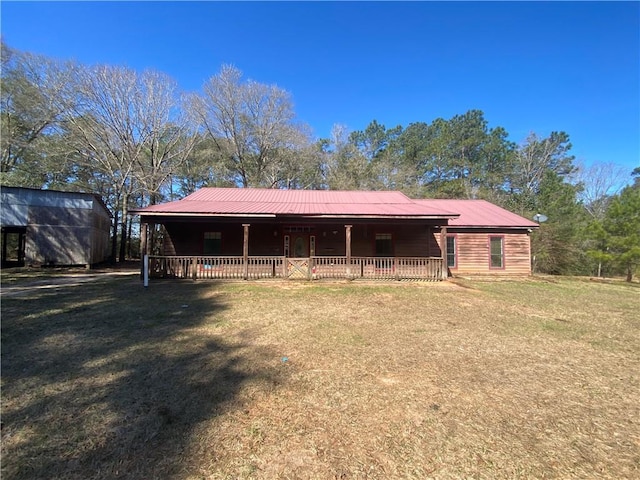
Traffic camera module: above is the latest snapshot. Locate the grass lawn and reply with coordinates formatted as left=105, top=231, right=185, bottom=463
left=1, top=274, right=639, bottom=479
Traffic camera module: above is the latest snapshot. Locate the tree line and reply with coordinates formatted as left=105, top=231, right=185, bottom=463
left=2, top=42, right=638, bottom=280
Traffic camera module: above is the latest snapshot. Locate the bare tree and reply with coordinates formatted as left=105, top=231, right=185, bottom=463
left=64, top=64, right=189, bottom=261
left=191, top=65, right=313, bottom=188
left=322, top=123, right=372, bottom=190
left=572, top=161, right=631, bottom=277
left=512, top=131, right=575, bottom=195
left=133, top=72, right=200, bottom=205
left=572, top=161, right=629, bottom=218
left=508, top=131, right=576, bottom=213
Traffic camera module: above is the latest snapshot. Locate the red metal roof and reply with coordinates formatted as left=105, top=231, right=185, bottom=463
left=414, top=199, right=539, bottom=228
left=134, top=188, right=459, bottom=219
left=133, top=188, right=536, bottom=227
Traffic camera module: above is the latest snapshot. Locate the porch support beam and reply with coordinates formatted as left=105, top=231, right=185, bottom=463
left=309, top=235, right=316, bottom=280
left=140, top=222, right=149, bottom=256
left=440, top=225, right=448, bottom=279
left=243, top=223, right=250, bottom=280
left=345, top=224, right=352, bottom=277
left=140, top=221, right=148, bottom=278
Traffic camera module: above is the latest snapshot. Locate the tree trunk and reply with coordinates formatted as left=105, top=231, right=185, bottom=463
left=118, top=216, right=128, bottom=263
left=127, top=216, right=133, bottom=259
left=626, top=266, right=633, bottom=283
left=111, top=209, right=119, bottom=264
left=118, top=193, right=129, bottom=263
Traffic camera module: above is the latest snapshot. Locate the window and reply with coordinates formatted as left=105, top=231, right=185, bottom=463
left=284, top=235, right=290, bottom=257
left=489, top=236, right=504, bottom=269
left=446, top=235, right=457, bottom=268
left=375, top=233, right=393, bottom=256
left=203, top=232, right=222, bottom=255
left=310, top=235, right=316, bottom=256
left=284, top=226, right=313, bottom=233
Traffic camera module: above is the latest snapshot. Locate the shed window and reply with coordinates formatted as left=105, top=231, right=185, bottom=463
left=204, top=232, right=222, bottom=255
left=375, top=233, right=393, bottom=256
left=446, top=235, right=457, bottom=268
left=490, top=236, right=504, bottom=269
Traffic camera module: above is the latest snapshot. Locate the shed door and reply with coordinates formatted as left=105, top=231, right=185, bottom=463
left=1, top=227, right=26, bottom=268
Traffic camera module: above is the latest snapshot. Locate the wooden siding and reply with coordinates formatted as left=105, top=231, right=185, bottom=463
left=437, top=229, right=532, bottom=275
left=162, top=222, right=440, bottom=258
left=317, top=226, right=348, bottom=256
left=426, top=227, right=443, bottom=257
left=163, top=223, right=244, bottom=256
left=159, top=222, right=532, bottom=276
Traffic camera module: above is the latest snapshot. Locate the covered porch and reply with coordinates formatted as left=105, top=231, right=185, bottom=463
left=139, top=220, right=450, bottom=282
left=132, top=188, right=460, bottom=282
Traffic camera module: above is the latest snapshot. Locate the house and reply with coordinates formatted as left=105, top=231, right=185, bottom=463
left=415, top=199, right=538, bottom=276
left=0, top=186, right=111, bottom=268
left=131, top=188, right=538, bottom=281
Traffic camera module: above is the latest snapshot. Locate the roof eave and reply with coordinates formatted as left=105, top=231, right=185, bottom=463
left=133, top=212, right=277, bottom=218
left=448, top=225, right=539, bottom=229
left=132, top=211, right=458, bottom=220
left=300, top=214, right=458, bottom=220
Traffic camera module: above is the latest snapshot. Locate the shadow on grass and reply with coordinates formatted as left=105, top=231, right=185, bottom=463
left=1, top=278, right=281, bottom=479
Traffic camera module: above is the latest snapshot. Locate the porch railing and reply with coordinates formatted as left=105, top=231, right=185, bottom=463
left=149, top=255, right=285, bottom=280
left=148, top=255, right=446, bottom=281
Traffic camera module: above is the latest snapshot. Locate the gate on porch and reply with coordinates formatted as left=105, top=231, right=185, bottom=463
left=287, top=258, right=310, bottom=279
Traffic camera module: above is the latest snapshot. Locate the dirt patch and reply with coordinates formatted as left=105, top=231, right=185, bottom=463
left=0, top=270, right=139, bottom=297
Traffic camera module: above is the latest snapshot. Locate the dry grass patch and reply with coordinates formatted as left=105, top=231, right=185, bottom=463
left=2, top=276, right=639, bottom=479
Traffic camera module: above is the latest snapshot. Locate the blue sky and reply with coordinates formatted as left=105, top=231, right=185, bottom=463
left=2, top=1, right=639, bottom=174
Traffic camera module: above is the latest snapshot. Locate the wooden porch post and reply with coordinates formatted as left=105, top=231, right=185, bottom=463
left=140, top=221, right=148, bottom=278
left=309, top=235, right=316, bottom=280
left=345, top=225, right=352, bottom=277
left=243, top=224, right=250, bottom=280
left=440, top=226, right=448, bottom=280
left=141, top=222, right=148, bottom=255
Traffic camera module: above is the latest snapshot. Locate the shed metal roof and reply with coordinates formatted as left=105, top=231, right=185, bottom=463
left=1, top=186, right=111, bottom=227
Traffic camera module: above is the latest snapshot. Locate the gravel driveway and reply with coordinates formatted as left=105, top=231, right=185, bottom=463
left=0, top=270, right=140, bottom=297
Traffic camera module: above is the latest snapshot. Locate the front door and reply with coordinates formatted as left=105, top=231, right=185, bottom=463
left=291, top=234, right=309, bottom=258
